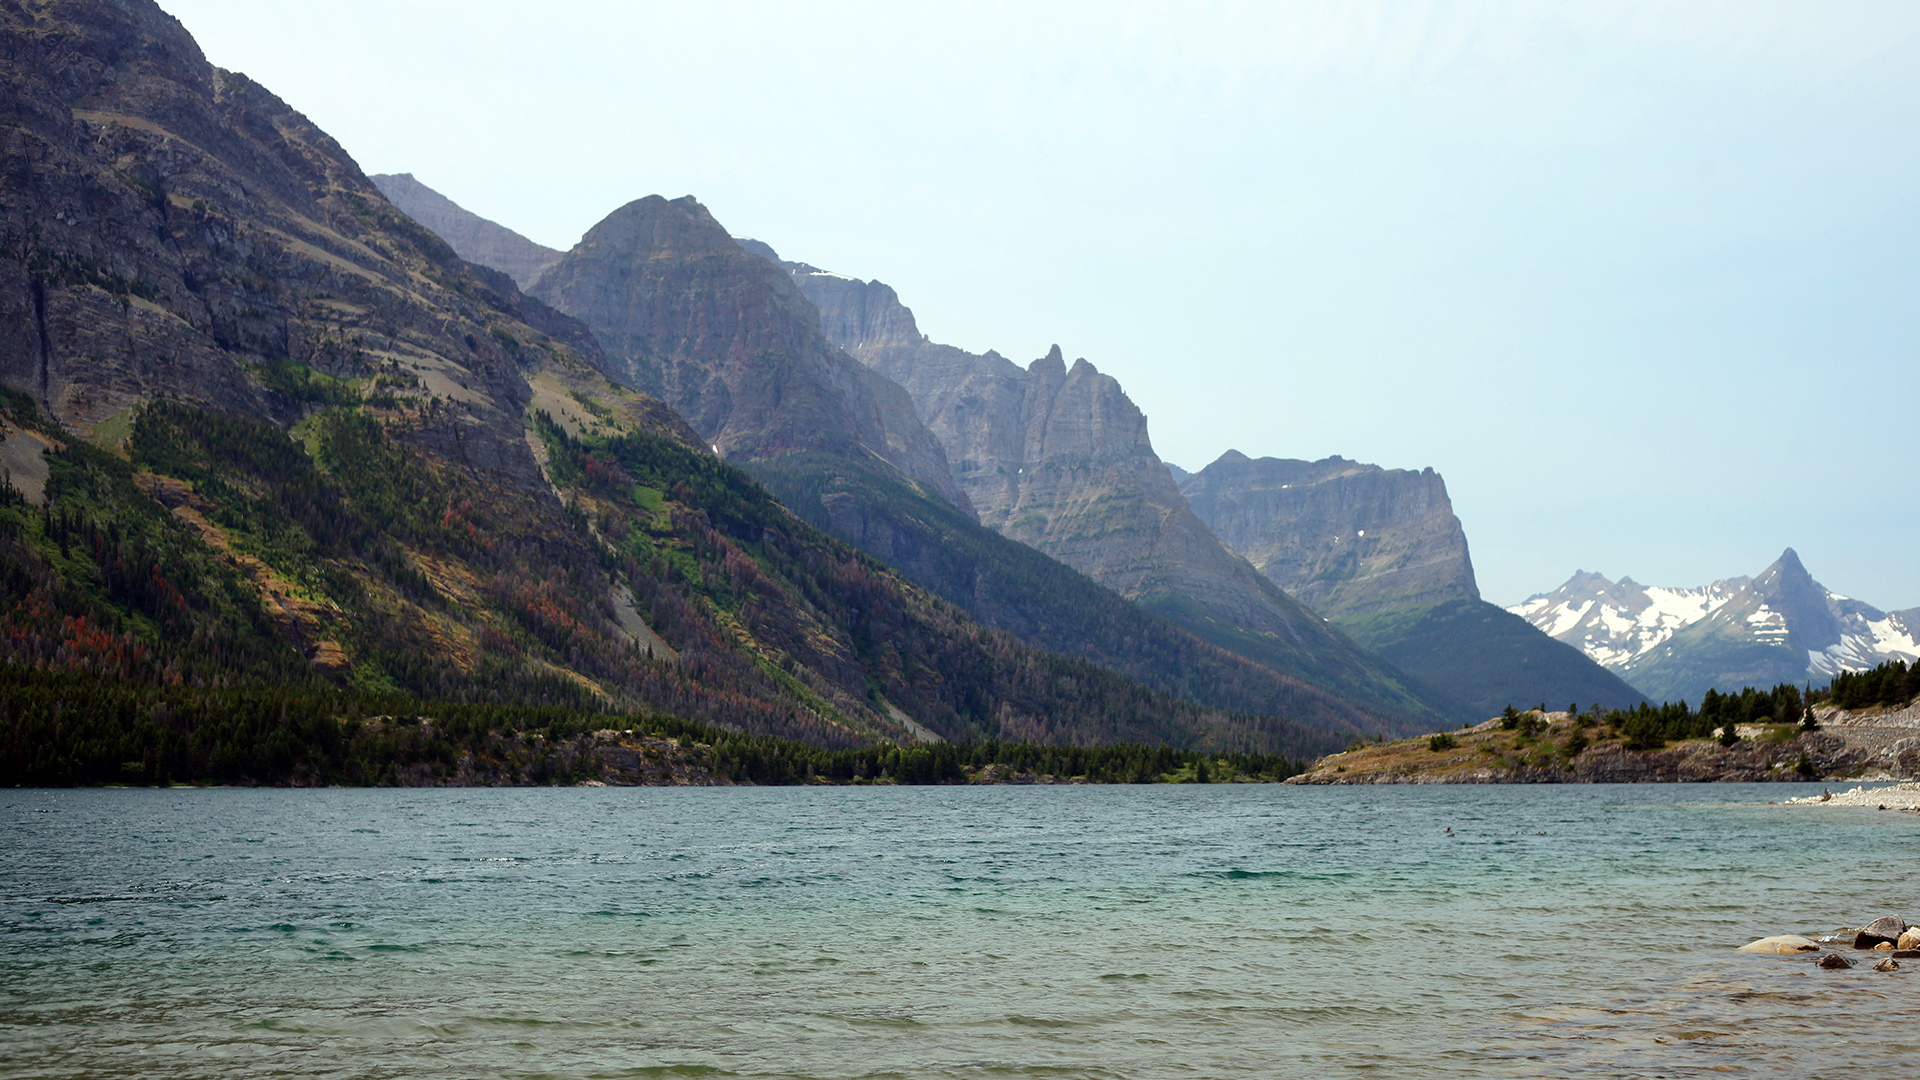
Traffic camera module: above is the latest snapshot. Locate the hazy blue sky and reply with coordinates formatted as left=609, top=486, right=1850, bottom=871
left=160, top=0, right=1920, bottom=607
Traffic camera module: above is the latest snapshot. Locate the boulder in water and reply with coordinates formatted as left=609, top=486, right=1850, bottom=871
left=1897, top=928, right=1920, bottom=950
left=1854, top=916, right=1907, bottom=948
left=1739, top=935, right=1821, bottom=954
left=1818, top=953, right=1857, bottom=969
left=1873, top=958, right=1900, bottom=972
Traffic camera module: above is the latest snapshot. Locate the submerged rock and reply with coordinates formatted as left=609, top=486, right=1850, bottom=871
left=1818, top=953, right=1856, bottom=969
left=1740, top=935, right=1821, bottom=954
left=1874, top=958, right=1901, bottom=972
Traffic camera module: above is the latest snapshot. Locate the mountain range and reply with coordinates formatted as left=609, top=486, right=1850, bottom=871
left=1, top=0, right=1364, bottom=759
left=7, top=0, right=1840, bottom=774
left=373, top=176, right=1653, bottom=728
left=1511, top=549, right=1920, bottom=703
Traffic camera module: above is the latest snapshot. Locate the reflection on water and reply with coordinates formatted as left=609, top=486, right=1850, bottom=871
left=3, top=784, right=1916, bottom=1078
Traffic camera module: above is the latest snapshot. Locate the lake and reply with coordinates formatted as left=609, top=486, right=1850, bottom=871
left=4, top=784, right=1916, bottom=1078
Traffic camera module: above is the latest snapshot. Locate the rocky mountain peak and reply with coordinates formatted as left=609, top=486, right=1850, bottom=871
left=1511, top=551, right=1917, bottom=701
left=526, top=194, right=969, bottom=511
left=1181, top=453, right=1479, bottom=618
left=571, top=195, right=740, bottom=262
left=1030, top=345, right=1067, bottom=378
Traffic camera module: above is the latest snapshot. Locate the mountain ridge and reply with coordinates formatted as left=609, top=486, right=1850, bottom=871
left=1511, top=549, right=1920, bottom=702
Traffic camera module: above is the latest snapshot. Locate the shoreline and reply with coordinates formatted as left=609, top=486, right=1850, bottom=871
left=1778, top=781, right=1920, bottom=810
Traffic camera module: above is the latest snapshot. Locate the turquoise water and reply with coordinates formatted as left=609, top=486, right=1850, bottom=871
left=4, top=784, right=1917, bottom=1078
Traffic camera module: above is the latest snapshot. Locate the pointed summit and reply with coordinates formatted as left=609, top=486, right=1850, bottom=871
left=1029, top=345, right=1067, bottom=378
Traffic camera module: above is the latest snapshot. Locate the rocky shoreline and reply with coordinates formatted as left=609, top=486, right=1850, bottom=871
left=1287, top=698, right=1920, bottom=785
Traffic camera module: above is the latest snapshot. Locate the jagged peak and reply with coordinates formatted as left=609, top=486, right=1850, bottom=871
left=1029, top=345, right=1067, bottom=378
left=1067, top=356, right=1099, bottom=377
left=1212, top=449, right=1251, bottom=465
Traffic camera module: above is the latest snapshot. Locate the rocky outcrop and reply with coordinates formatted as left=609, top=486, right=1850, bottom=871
left=1739, top=935, right=1820, bottom=954
left=528, top=200, right=969, bottom=511
left=371, top=173, right=562, bottom=289
left=758, top=248, right=1450, bottom=729
left=1285, top=708, right=1884, bottom=784
left=1179, top=450, right=1478, bottom=618
left=0, top=0, right=579, bottom=488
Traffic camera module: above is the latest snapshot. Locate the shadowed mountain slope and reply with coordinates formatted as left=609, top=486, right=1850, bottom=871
left=1181, top=450, right=1646, bottom=715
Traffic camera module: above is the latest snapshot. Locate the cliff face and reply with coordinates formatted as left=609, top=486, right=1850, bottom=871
left=1179, top=451, right=1479, bottom=618
left=767, top=251, right=1452, bottom=728
left=0, top=0, right=571, bottom=485
left=1178, top=450, right=1645, bottom=714
left=371, top=173, right=562, bottom=289
left=527, top=200, right=969, bottom=512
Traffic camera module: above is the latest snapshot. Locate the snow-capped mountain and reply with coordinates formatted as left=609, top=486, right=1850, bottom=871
left=1509, top=549, right=1920, bottom=703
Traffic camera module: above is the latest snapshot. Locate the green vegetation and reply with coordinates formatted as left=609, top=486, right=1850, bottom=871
left=535, top=415, right=1344, bottom=758
left=1493, top=681, right=1811, bottom=752
left=251, top=357, right=358, bottom=406
left=1822, top=660, right=1919, bottom=711
left=0, top=667, right=1304, bottom=787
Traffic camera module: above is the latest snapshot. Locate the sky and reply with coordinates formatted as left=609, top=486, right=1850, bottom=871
left=159, top=0, right=1920, bottom=608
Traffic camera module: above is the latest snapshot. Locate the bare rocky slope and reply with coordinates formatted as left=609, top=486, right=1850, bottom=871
left=1179, top=450, right=1477, bottom=617
left=765, top=247, right=1453, bottom=728
left=527, top=199, right=969, bottom=512
left=371, top=173, right=562, bottom=289
left=1180, top=451, right=1646, bottom=717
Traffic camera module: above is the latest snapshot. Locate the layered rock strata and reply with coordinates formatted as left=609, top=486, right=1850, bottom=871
left=528, top=200, right=969, bottom=512
left=1179, top=450, right=1478, bottom=618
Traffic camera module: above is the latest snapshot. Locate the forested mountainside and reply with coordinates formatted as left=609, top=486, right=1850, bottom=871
left=1180, top=450, right=1647, bottom=716
left=1513, top=550, right=1920, bottom=704
left=0, top=0, right=1355, bottom=759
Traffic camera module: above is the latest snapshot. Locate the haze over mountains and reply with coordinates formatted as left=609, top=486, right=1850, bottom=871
left=373, top=170, right=1661, bottom=726
left=9, top=0, right=1900, bottom=776
left=1513, top=550, right=1920, bottom=704
left=2, top=0, right=1378, bottom=760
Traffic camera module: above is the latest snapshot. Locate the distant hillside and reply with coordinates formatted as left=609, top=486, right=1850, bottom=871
left=1512, top=549, right=1920, bottom=703
left=371, top=173, right=563, bottom=289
